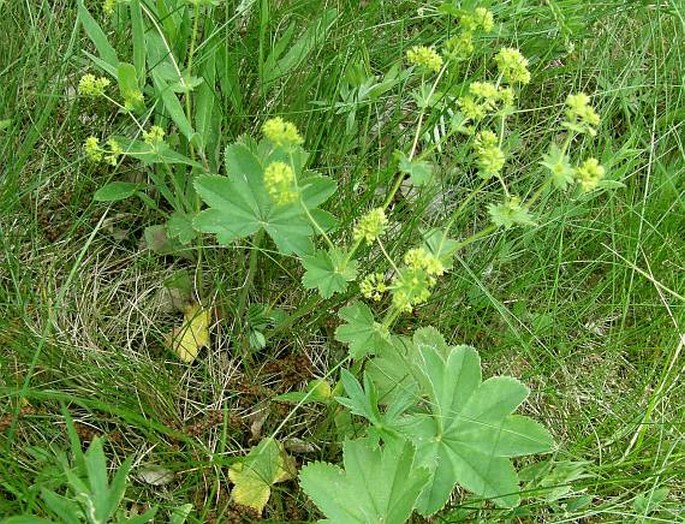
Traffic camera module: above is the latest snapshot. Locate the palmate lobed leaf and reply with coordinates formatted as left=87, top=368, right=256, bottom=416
left=193, top=141, right=336, bottom=256
left=302, top=248, right=358, bottom=298
left=299, top=437, right=430, bottom=524
left=229, top=438, right=295, bottom=515
left=334, top=302, right=393, bottom=359
left=398, top=329, right=554, bottom=515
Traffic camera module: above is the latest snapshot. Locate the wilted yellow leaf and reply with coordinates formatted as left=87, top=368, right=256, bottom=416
left=228, top=438, right=295, bottom=514
left=166, top=303, right=210, bottom=362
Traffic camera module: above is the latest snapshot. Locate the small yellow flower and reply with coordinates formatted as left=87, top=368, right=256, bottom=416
left=474, top=7, right=495, bottom=32
left=403, top=248, right=445, bottom=276
left=457, top=95, right=487, bottom=121
left=263, top=161, right=298, bottom=205
left=564, top=93, right=601, bottom=136
left=105, top=138, right=123, bottom=166
left=407, top=46, right=443, bottom=74
left=103, top=0, right=119, bottom=15
left=495, top=48, right=531, bottom=85
left=390, top=267, right=434, bottom=313
left=575, top=158, right=605, bottom=191
left=143, top=126, right=166, bottom=146
left=262, top=117, right=304, bottom=148
left=123, top=89, right=144, bottom=111
left=474, top=131, right=505, bottom=178
left=84, top=136, right=103, bottom=162
left=444, top=32, right=474, bottom=62
left=353, top=208, right=388, bottom=244
left=360, top=273, right=387, bottom=302
left=78, top=74, right=110, bottom=97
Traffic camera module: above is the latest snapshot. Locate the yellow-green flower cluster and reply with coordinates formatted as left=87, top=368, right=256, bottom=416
left=352, top=208, right=388, bottom=244
left=84, top=136, right=122, bottom=165
left=360, top=273, right=388, bottom=302
left=460, top=7, right=495, bottom=33
left=574, top=158, right=605, bottom=191
left=445, top=8, right=494, bottom=62
left=84, top=136, right=103, bottom=162
left=474, top=130, right=506, bottom=178
left=263, top=161, right=298, bottom=205
left=389, top=247, right=444, bottom=313
left=469, top=82, right=515, bottom=112
left=564, top=93, right=600, bottom=136
left=105, top=138, right=122, bottom=166
left=143, top=126, right=166, bottom=146
left=403, top=248, right=444, bottom=276
left=262, top=117, right=304, bottom=148
left=444, top=33, right=474, bottom=62
left=103, top=0, right=124, bottom=15
left=78, top=74, right=110, bottom=97
left=406, top=46, right=443, bottom=74
left=123, top=89, right=144, bottom=111
left=494, top=48, right=531, bottom=85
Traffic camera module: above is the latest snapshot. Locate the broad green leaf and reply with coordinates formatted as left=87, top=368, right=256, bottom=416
left=193, top=141, right=335, bottom=256
left=401, top=334, right=554, bottom=515
left=40, top=489, right=81, bottom=524
left=367, top=328, right=453, bottom=406
left=169, top=503, right=194, bottom=524
left=167, top=212, right=197, bottom=245
left=93, top=182, right=142, bottom=202
left=275, top=379, right=332, bottom=404
left=299, top=437, right=430, bottom=524
left=422, top=228, right=458, bottom=271
left=395, top=150, right=434, bottom=186
left=84, top=438, right=110, bottom=522
left=336, top=370, right=414, bottom=441
left=117, top=63, right=144, bottom=112
left=78, top=1, right=118, bottom=71
left=334, top=302, right=393, bottom=359
left=302, top=248, right=357, bottom=298
left=229, top=439, right=295, bottom=515
left=4, top=516, right=60, bottom=524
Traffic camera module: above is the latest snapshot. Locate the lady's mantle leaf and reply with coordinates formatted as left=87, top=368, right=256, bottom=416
left=302, top=249, right=358, bottom=298
left=401, top=333, right=554, bottom=515
left=165, top=304, right=210, bottom=363
left=229, top=439, right=295, bottom=515
left=193, top=141, right=336, bottom=256
left=299, top=438, right=430, bottom=524
left=334, top=302, right=393, bottom=359
left=394, top=150, right=434, bottom=186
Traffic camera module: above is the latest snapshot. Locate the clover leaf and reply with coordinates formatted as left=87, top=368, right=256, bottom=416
left=299, top=437, right=430, bottom=524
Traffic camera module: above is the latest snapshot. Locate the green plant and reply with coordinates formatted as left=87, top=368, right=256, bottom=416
left=3, top=412, right=158, bottom=524
left=71, top=1, right=630, bottom=521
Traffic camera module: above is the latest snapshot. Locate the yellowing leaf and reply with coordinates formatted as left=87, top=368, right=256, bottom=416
left=228, top=439, right=295, bottom=514
left=166, top=304, right=210, bottom=362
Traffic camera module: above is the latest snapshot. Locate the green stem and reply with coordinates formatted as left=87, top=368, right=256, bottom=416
left=345, top=65, right=449, bottom=266
left=236, top=230, right=264, bottom=354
